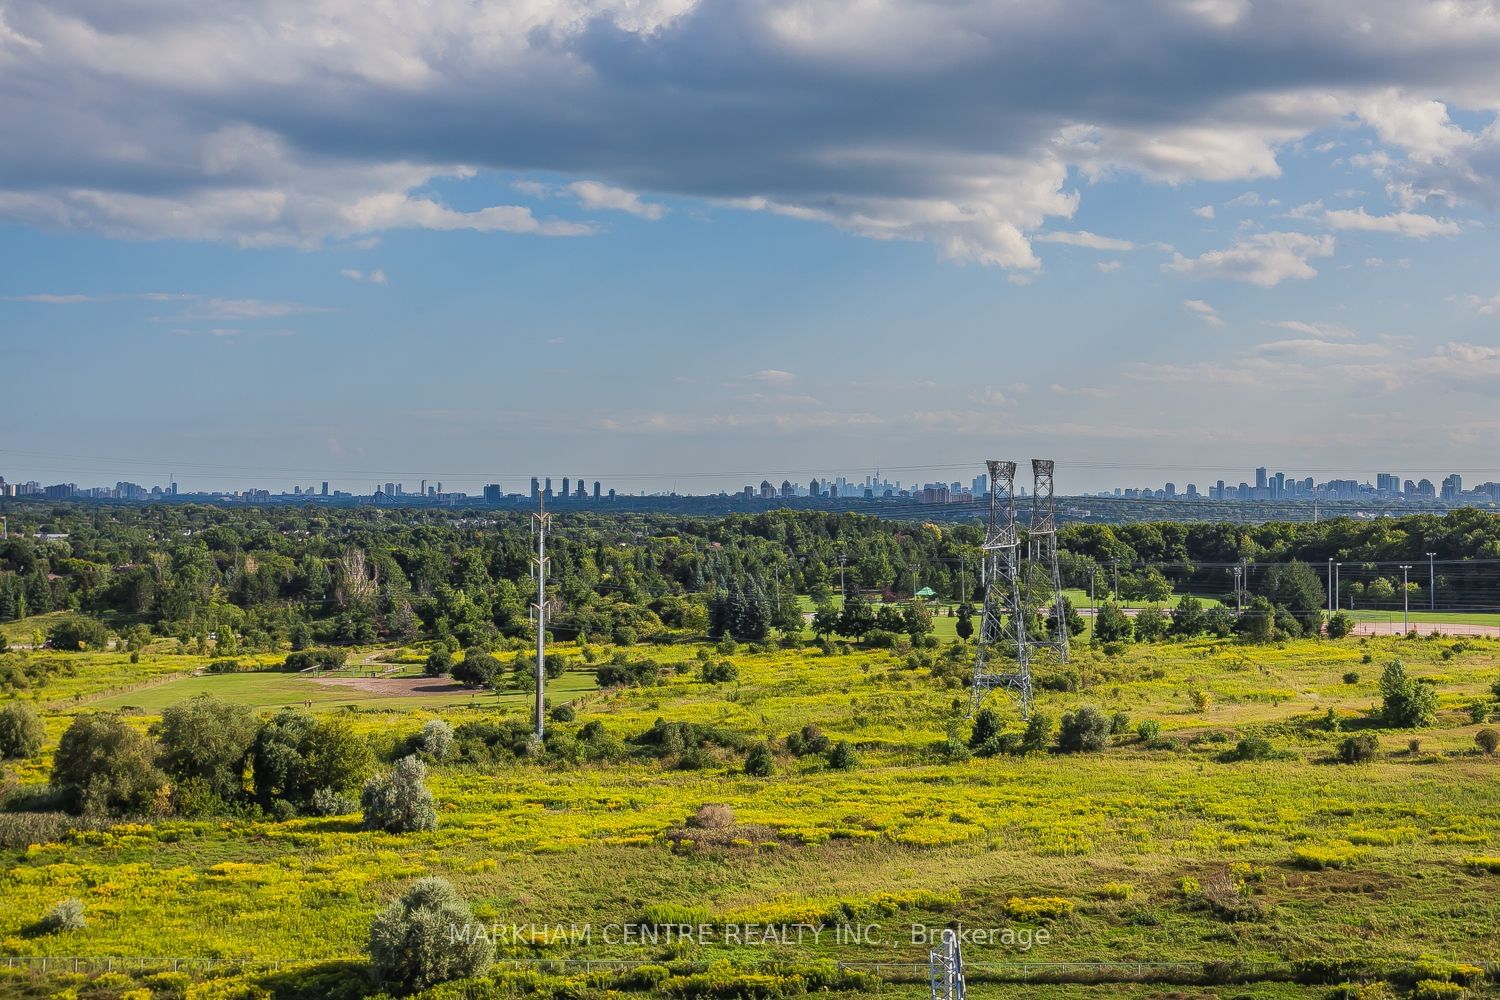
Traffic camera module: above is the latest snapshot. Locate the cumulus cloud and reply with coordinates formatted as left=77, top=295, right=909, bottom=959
left=567, top=181, right=666, bottom=220
left=1182, top=299, right=1224, bottom=326
left=1192, top=205, right=1216, bottom=219
left=748, top=369, right=797, bottom=385
left=1317, top=206, right=1462, bottom=237
left=1035, top=230, right=1135, bottom=251
left=340, top=268, right=388, bottom=284
left=1166, top=231, right=1336, bottom=287
left=1, top=1, right=1499, bottom=263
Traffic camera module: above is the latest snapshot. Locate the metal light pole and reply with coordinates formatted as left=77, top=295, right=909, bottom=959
left=1233, top=565, right=1243, bottom=614
left=1426, top=552, right=1436, bottom=611
left=1327, top=558, right=1333, bottom=616
left=1400, top=564, right=1412, bottom=633
left=531, top=496, right=551, bottom=740
left=1334, top=562, right=1342, bottom=611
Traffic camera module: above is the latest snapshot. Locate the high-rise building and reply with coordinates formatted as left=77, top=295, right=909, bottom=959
left=561, top=477, right=570, bottom=498
left=483, top=484, right=502, bottom=502
left=1441, top=474, right=1462, bottom=501
left=321, top=481, right=329, bottom=496
left=593, top=481, right=601, bottom=499
left=1255, top=467, right=1268, bottom=490
left=530, top=477, right=539, bottom=500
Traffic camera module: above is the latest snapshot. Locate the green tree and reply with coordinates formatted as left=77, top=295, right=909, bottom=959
left=955, top=602, right=975, bottom=642
left=52, top=713, right=166, bottom=816
left=451, top=647, right=500, bottom=688
left=1326, top=611, right=1354, bottom=639
left=251, top=709, right=371, bottom=812
left=48, top=615, right=110, bottom=651
left=154, top=694, right=258, bottom=803
left=1094, top=601, right=1133, bottom=643
left=1264, top=560, right=1326, bottom=618
left=362, top=755, right=438, bottom=833
left=1237, top=596, right=1276, bottom=643
left=1057, top=705, right=1110, bottom=753
left=1171, top=595, right=1206, bottom=637
left=0, top=702, right=45, bottom=761
left=1133, top=605, right=1169, bottom=642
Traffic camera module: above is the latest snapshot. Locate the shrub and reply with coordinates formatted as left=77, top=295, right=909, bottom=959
left=1109, top=710, right=1131, bottom=735
left=452, top=647, right=500, bottom=687
left=786, top=724, right=830, bottom=756
left=423, top=650, right=452, bottom=678
left=1057, top=705, right=1110, bottom=753
left=283, top=649, right=346, bottom=672
left=52, top=713, right=166, bottom=816
left=549, top=704, right=575, bottom=724
left=1338, top=734, right=1379, bottom=764
left=1021, top=712, right=1053, bottom=753
left=369, top=878, right=492, bottom=994
left=1475, top=728, right=1499, bottom=755
left=1410, top=981, right=1466, bottom=1000
left=1343, top=671, right=1361, bottom=685
left=1462, top=856, right=1500, bottom=874
left=1098, top=882, right=1134, bottom=900
left=1327, top=611, right=1355, bottom=639
left=1136, top=719, right=1162, bottom=743
left=826, top=740, right=858, bottom=770
left=362, top=755, right=438, bottom=833
left=419, top=719, right=455, bottom=760
left=40, top=898, right=86, bottom=933
left=310, top=786, right=357, bottom=816
left=1230, top=736, right=1275, bottom=761
left=154, top=694, right=258, bottom=803
left=699, top=659, right=738, bottom=683
left=1468, top=702, right=1491, bottom=724
left=1380, top=660, right=1438, bottom=728
left=689, top=803, right=735, bottom=829
left=0, top=702, right=45, bottom=761
left=744, top=742, right=774, bottom=777
left=1189, top=689, right=1214, bottom=712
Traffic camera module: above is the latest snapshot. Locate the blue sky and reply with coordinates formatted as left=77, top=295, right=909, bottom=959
left=3, top=0, right=1499, bottom=495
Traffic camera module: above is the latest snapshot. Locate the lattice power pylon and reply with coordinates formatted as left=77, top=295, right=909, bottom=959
left=969, top=460, right=1034, bottom=718
left=1028, top=459, right=1070, bottom=662
left=929, top=928, right=965, bottom=1000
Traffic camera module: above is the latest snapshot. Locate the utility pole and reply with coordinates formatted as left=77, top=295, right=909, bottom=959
left=1426, top=552, right=1436, bottom=611
left=1400, top=564, right=1412, bottom=633
left=1334, top=562, right=1341, bottom=612
left=837, top=550, right=848, bottom=603
left=530, top=495, right=551, bottom=740
left=1233, top=565, right=1243, bottom=614
left=960, top=554, right=967, bottom=606
left=1111, top=558, right=1119, bottom=601
left=1327, top=558, right=1334, bottom=617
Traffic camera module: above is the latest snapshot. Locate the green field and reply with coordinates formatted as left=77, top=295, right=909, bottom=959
left=3, top=632, right=1500, bottom=998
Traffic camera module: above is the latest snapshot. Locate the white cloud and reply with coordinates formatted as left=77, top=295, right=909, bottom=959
left=1192, top=205, right=1216, bottom=219
left=1320, top=207, right=1461, bottom=238
left=340, top=267, right=388, bottom=284
left=1166, top=231, right=1336, bottom=287
left=1182, top=299, right=1224, bottom=326
left=749, top=369, right=797, bottom=385
left=1035, top=230, right=1135, bottom=251
left=1272, top=319, right=1355, bottom=340
left=567, top=181, right=666, bottom=220
left=1463, top=292, right=1500, bottom=316
left=1097, top=259, right=1122, bottom=272
left=1225, top=191, right=1263, bottom=207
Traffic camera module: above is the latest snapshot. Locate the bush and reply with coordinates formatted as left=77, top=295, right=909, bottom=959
left=423, top=650, right=452, bottom=678
left=1136, top=719, right=1162, bottom=743
left=744, top=741, right=774, bottom=777
left=310, top=786, right=357, bottom=816
left=362, top=755, right=438, bottom=833
left=1109, top=710, right=1131, bottom=735
left=1004, top=896, right=1074, bottom=921
left=1468, top=701, right=1490, bottom=724
left=40, top=898, right=86, bottom=933
left=549, top=704, right=575, bottom=724
left=52, top=713, right=166, bottom=816
left=1342, top=671, right=1361, bottom=685
left=48, top=615, right=110, bottom=651
left=452, top=648, right=500, bottom=688
left=1294, top=841, right=1368, bottom=870
left=283, top=649, right=346, bottom=672
left=1057, top=705, right=1110, bottom=753
left=826, top=740, right=858, bottom=770
left=1230, top=736, right=1275, bottom=761
left=369, top=877, right=493, bottom=994
left=154, top=694, right=258, bottom=803
left=786, top=724, right=831, bottom=756
left=969, top=708, right=1003, bottom=750
left=1380, top=660, right=1438, bottom=728
left=699, top=659, right=738, bottom=683
left=1411, top=981, right=1466, bottom=1000
left=1339, top=734, right=1379, bottom=764
left=1021, top=712, right=1053, bottom=753
left=1475, top=728, right=1500, bottom=755
left=1326, top=611, right=1355, bottom=639
left=419, top=719, right=455, bottom=760
left=0, top=702, right=45, bottom=760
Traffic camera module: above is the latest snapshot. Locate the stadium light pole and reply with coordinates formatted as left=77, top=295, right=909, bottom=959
left=1400, top=565, right=1412, bottom=633
left=1426, top=552, right=1436, bottom=611
left=1334, top=563, right=1342, bottom=611
left=1326, top=558, right=1333, bottom=616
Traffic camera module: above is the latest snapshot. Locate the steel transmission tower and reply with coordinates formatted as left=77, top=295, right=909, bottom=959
left=929, top=928, right=965, bottom=1000
left=1028, top=459, right=1070, bottom=661
left=530, top=497, right=551, bottom=739
left=969, top=460, right=1034, bottom=718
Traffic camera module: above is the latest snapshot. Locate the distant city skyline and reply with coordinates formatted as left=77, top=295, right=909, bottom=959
left=4, top=462, right=1497, bottom=508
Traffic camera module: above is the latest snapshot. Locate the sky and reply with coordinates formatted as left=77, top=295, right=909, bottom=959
left=3, top=0, right=1500, bottom=496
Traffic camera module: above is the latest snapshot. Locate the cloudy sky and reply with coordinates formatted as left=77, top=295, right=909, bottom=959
left=3, top=0, right=1500, bottom=494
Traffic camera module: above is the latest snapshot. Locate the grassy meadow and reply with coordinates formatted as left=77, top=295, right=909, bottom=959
left=2, top=624, right=1500, bottom=997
